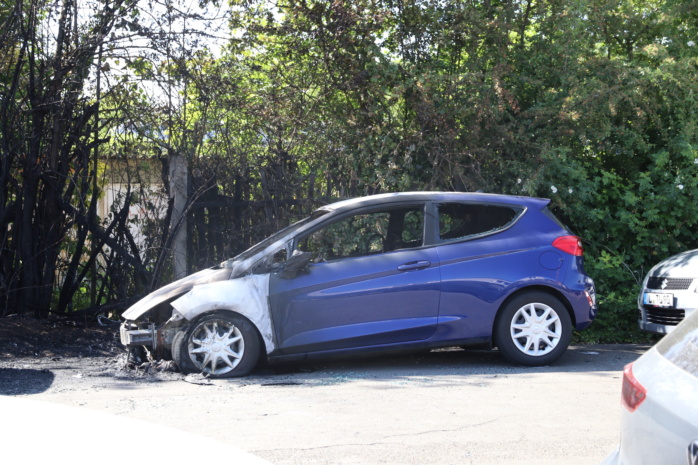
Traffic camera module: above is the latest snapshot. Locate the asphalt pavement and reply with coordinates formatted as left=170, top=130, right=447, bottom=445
left=14, top=344, right=648, bottom=465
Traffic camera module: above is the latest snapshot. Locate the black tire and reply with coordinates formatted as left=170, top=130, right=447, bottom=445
left=173, top=313, right=261, bottom=378
left=495, top=291, right=572, bottom=366
left=172, top=330, right=195, bottom=373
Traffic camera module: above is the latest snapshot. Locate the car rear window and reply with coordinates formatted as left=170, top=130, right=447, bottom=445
left=437, top=203, right=522, bottom=242
left=658, top=310, right=698, bottom=378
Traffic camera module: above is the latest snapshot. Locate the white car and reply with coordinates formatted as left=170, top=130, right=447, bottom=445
left=638, top=249, right=698, bottom=334
left=601, top=306, right=698, bottom=465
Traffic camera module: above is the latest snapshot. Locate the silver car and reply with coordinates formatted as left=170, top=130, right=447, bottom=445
left=601, top=306, right=698, bottom=465
left=638, top=249, right=698, bottom=334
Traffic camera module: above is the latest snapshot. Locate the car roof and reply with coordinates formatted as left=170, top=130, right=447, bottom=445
left=315, top=191, right=550, bottom=214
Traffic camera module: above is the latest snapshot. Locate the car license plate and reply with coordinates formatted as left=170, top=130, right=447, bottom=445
left=644, top=292, right=673, bottom=307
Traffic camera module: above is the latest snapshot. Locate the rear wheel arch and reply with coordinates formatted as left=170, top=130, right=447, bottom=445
left=492, top=287, right=574, bottom=366
left=494, top=285, right=576, bottom=334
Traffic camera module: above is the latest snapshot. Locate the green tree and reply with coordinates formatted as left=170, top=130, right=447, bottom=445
left=220, top=0, right=697, bottom=340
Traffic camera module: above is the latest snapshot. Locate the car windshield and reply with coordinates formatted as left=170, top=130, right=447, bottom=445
left=221, top=210, right=329, bottom=266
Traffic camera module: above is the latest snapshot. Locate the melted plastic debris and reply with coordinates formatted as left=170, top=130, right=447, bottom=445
left=184, top=373, right=213, bottom=385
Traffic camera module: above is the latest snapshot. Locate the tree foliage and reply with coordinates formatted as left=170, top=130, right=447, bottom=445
left=0, top=0, right=143, bottom=316
left=217, top=0, right=698, bottom=341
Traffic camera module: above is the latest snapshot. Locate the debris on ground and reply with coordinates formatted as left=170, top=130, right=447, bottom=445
left=0, top=314, right=189, bottom=393
left=184, top=373, right=212, bottom=385
left=0, top=313, right=120, bottom=358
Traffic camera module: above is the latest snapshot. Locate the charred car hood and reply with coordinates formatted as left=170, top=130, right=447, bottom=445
left=122, top=267, right=233, bottom=320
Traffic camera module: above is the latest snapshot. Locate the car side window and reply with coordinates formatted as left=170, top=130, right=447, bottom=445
left=385, top=208, right=424, bottom=251
left=299, top=207, right=424, bottom=262
left=437, top=203, right=520, bottom=242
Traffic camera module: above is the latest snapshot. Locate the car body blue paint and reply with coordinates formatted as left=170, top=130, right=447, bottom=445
left=269, top=246, right=441, bottom=353
left=265, top=192, right=596, bottom=362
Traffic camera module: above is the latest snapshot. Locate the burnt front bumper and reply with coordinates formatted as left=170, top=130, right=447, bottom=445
left=120, top=322, right=179, bottom=357
left=120, top=322, right=155, bottom=347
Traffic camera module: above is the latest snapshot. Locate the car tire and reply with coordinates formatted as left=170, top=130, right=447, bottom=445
left=174, top=313, right=261, bottom=378
left=172, top=330, right=195, bottom=373
left=495, top=291, right=572, bottom=366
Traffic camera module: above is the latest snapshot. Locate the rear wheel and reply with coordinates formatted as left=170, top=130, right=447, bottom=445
left=173, top=313, right=261, bottom=378
left=495, top=292, right=572, bottom=366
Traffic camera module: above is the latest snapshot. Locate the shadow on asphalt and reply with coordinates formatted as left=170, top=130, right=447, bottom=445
left=0, top=368, right=54, bottom=395
left=252, top=344, right=651, bottom=381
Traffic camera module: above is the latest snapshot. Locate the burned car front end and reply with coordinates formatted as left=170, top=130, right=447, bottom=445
left=120, top=266, right=234, bottom=359
left=119, top=213, right=322, bottom=373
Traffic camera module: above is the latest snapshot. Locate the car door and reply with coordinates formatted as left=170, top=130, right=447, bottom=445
left=269, top=204, right=441, bottom=354
left=433, top=201, right=527, bottom=338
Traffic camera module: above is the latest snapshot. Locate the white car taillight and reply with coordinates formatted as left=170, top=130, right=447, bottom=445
left=621, top=363, right=647, bottom=412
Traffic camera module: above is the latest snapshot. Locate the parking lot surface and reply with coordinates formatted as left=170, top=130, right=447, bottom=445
left=3, top=344, right=647, bottom=464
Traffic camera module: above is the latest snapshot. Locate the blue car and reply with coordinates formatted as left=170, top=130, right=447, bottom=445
left=120, top=192, right=597, bottom=377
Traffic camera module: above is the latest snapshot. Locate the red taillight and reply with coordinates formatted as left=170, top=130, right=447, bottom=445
left=621, top=363, right=647, bottom=412
left=552, top=235, right=583, bottom=256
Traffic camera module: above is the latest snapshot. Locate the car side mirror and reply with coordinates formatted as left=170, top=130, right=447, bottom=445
left=279, top=251, right=313, bottom=279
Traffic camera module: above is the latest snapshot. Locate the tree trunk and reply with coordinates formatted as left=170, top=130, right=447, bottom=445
left=169, top=153, right=188, bottom=279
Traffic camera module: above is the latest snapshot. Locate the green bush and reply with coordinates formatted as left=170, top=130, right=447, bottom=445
left=574, top=252, right=656, bottom=344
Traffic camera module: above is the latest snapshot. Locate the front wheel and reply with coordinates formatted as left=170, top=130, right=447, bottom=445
left=495, top=292, right=572, bottom=366
left=173, top=313, right=261, bottom=378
